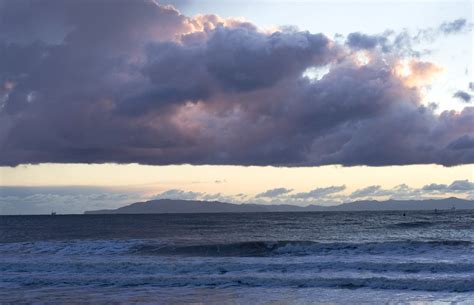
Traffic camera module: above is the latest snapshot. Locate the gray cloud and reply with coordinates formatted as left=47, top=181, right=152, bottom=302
left=447, top=135, right=474, bottom=150
left=421, top=183, right=446, bottom=191
left=449, top=180, right=474, bottom=191
left=291, top=185, right=346, bottom=199
left=345, top=19, right=470, bottom=56
left=145, top=179, right=474, bottom=208
left=0, top=2, right=472, bottom=167
left=350, top=184, right=423, bottom=200
left=346, top=32, right=388, bottom=51
left=439, top=19, right=467, bottom=34
left=152, top=188, right=241, bottom=203
left=423, top=180, right=474, bottom=193
left=349, top=180, right=474, bottom=201
left=0, top=186, right=143, bottom=215
left=2, top=179, right=473, bottom=214
left=350, top=185, right=390, bottom=198
left=453, top=90, right=472, bottom=103
left=205, top=27, right=333, bottom=92
left=152, top=189, right=203, bottom=200
left=256, top=187, right=293, bottom=198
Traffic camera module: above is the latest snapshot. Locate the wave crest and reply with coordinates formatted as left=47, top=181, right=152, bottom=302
left=132, top=240, right=473, bottom=257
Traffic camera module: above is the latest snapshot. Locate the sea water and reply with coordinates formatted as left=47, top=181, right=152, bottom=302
left=1, top=211, right=473, bottom=304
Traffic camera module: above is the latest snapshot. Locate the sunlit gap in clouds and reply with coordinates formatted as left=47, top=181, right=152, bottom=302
left=302, top=65, right=331, bottom=81
left=392, top=58, right=445, bottom=108
left=353, top=51, right=371, bottom=67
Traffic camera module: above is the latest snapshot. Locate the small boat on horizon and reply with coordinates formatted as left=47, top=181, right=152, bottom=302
left=51, top=211, right=57, bottom=216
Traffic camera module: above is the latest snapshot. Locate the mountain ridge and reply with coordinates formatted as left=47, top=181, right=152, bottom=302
left=84, top=197, right=474, bottom=214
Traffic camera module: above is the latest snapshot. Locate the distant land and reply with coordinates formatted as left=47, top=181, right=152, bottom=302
left=84, top=197, right=474, bottom=214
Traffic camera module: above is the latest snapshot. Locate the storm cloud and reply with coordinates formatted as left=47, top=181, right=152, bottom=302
left=0, top=0, right=473, bottom=167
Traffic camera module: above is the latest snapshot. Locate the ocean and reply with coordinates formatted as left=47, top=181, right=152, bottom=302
left=1, top=211, right=473, bottom=304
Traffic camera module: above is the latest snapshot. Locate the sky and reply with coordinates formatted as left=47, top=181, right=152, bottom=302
left=0, top=0, right=473, bottom=214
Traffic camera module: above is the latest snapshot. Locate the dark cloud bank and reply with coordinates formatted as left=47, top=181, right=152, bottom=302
left=0, top=0, right=473, bottom=167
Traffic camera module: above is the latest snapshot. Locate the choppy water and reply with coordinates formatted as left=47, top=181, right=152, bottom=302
left=1, top=211, right=474, bottom=304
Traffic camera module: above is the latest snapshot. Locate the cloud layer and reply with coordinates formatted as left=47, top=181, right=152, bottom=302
left=1, top=179, right=473, bottom=214
left=0, top=0, right=473, bottom=166
left=153, top=179, right=474, bottom=207
left=0, top=186, right=143, bottom=214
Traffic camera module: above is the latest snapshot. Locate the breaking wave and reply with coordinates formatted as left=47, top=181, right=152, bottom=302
left=388, top=221, right=437, bottom=228
left=2, top=239, right=474, bottom=293
left=3, top=273, right=474, bottom=292
left=2, top=239, right=472, bottom=257
left=132, top=240, right=474, bottom=257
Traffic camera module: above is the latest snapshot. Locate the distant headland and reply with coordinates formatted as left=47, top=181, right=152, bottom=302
left=84, top=197, right=474, bottom=214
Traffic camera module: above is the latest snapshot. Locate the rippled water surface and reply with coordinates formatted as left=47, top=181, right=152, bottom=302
left=1, top=211, right=473, bottom=304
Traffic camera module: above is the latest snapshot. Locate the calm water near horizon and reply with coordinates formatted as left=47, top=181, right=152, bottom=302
left=1, top=211, right=474, bottom=304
